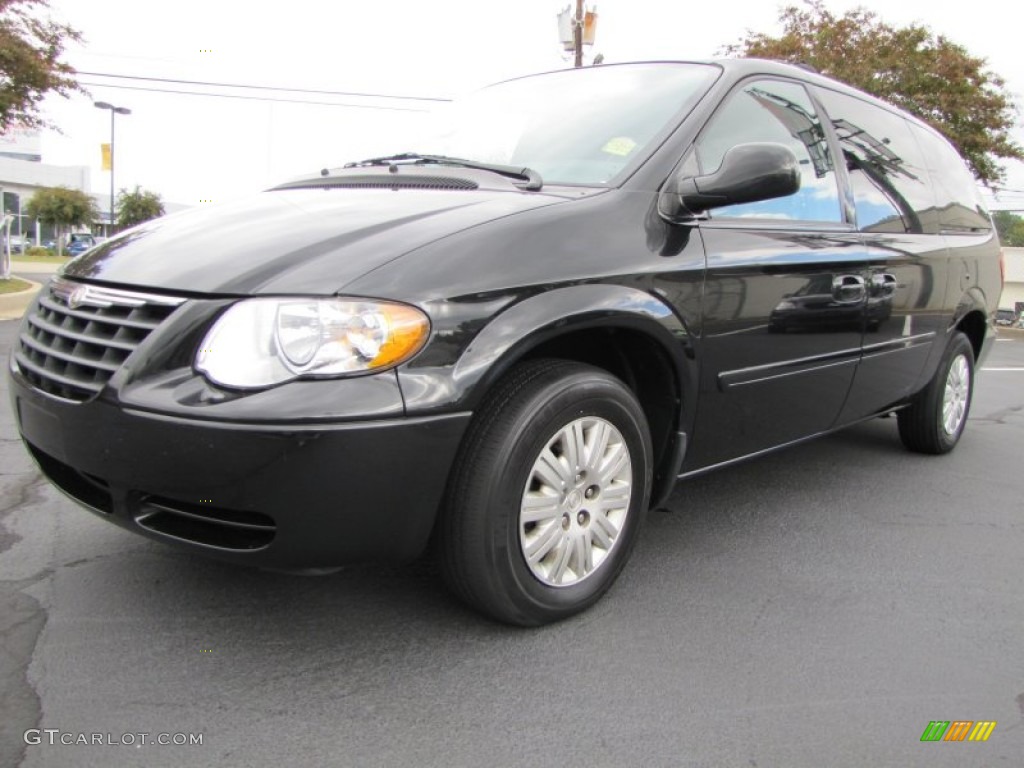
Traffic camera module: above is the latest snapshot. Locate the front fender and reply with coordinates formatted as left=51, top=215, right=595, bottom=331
left=398, top=283, right=694, bottom=414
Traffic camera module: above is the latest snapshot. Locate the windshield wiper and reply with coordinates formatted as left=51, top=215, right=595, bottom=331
left=344, top=152, right=543, bottom=191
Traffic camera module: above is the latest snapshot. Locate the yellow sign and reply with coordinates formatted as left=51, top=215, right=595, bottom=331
left=602, top=137, right=638, bottom=157
left=100, top=143, right=111, bottom=171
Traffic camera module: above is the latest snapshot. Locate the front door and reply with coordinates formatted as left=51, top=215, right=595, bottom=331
left=682, top=77, right=868, bottom=471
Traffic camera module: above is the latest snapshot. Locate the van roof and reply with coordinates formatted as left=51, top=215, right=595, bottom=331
left=534, top=59, right=952, bottom=147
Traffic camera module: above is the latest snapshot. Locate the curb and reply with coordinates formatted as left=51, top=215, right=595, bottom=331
left=0, top=279, right=42, bottom=321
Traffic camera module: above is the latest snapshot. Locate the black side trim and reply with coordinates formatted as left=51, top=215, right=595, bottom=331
left=718, top=348, right=861, bottom=391
left=861, top=332, right=936, bottom=359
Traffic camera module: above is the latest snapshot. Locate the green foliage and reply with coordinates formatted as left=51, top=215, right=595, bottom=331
left=0, top=276, right=32, bottom=294
left=0, top=0, right=83, bottom=133
left=116, top=185, right=165, bottom=229
left=993, top=211, right=1024, bottom=247
left=24, top=186, right=98, bottom=255
left=723, top=0, right=1024, bottom=186
left=24, top=244, right=49, bottom=257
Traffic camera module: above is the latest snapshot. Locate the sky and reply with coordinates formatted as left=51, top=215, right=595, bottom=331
left=27, top=0, right=1024, bottom=211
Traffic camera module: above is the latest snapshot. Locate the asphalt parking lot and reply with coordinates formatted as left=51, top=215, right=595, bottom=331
left=1, top=320, right=1022, bottom=768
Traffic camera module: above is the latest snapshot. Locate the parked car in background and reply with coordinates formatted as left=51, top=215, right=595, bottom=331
left=65, top=233, right=97, bottom=256
left=2, top=234, right=31, bottom=254
left=9, top=59, right=1003, bottom=626
left=996, top=309, right=1016, bottom=326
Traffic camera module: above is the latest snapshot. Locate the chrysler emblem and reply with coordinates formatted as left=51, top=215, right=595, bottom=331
left=67, top=286, right=89, bottom=309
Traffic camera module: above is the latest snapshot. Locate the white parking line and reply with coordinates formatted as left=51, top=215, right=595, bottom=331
left=981, top=367, right=1024, bottom=372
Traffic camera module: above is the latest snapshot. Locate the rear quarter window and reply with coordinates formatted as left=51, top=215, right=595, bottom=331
left=908, top=124, right=991, bottom=233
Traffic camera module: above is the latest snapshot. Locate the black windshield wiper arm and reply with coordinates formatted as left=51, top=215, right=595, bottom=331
left=344, top=152, right=543, bottom=191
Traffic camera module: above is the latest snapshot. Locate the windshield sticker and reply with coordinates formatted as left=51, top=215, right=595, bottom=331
left=601, top=137, right=638, bottom=157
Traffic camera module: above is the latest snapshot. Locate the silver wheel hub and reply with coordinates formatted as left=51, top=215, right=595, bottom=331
left=519, top=416, right=632, bottom=587
left=942, top=353, right=970, bottom=436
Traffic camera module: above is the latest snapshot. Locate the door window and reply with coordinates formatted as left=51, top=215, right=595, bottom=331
left=696, top=79, right=842, bottom=222
left=815, top=88, right=938, bottom=234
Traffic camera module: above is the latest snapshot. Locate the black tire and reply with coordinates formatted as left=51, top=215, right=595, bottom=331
left=439, top=360, right=652, bottom=626
left=897, top=332, right=975, bottom=454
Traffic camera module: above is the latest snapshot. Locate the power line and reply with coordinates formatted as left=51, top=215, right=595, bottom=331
left=77, top=70, right=452, bottom=103
left=77, top=81, right=432, bottom=112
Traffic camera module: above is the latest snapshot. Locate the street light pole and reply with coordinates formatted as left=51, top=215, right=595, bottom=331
left=2, top=213, right=13, bottom=281
left=94, top=101, right=131, bottom=236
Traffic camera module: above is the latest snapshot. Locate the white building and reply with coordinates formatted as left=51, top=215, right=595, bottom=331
left=1001, top=247, right=1024, bottom=314
left=1, top=154, right=93, bottom=244
left=2, top=127, right=187, bottom=244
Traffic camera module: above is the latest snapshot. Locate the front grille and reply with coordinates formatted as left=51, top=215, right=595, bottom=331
left=15, top=278, right=185, bottom=402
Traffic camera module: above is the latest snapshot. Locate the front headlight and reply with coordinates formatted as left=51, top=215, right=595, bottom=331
left=195, top=297, right=430, bottom=389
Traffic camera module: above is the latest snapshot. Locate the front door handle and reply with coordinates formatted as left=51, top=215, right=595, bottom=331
left=832, top=274, right=866, bottom=304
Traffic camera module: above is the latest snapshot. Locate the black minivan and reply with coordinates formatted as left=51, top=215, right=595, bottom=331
left=9, top=59, right=1002, bottom=625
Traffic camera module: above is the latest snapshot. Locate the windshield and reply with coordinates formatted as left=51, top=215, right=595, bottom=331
left=413, top=63, right=720, bottom=186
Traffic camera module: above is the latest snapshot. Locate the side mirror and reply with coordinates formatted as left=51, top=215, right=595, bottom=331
left=665, top=142, right=801, bottom=220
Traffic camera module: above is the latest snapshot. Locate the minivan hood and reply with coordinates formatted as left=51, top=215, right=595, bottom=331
left=63, top=185, right=571, bottom=295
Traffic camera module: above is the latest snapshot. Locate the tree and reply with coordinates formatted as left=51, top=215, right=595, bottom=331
left=0, top=0, right=82, bottom=133
left=24, top=186, right=98, bottom=256
left=116, top=185, right=165, bottom=229
left=993, top=211, right=1024, bottom=247
left=723, top=1, right=1023, bottom=186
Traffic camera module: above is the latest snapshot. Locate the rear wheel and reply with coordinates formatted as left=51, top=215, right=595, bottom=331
left=898, top=332, right=974, bottom=454
left=439, top=360, right=652, bottom=626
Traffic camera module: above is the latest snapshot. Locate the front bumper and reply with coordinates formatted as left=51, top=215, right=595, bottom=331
left=10, top=372, right=470, bottom=568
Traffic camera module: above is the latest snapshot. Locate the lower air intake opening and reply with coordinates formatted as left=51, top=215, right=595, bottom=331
left=135, top=496, right=276, bottom=551
left=27, top=443, right=114, bottom=514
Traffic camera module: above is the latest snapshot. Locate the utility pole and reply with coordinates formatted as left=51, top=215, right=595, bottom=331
left=557, top=4, right=598, bottom=67
left=574, top=0, right=584, bottom=68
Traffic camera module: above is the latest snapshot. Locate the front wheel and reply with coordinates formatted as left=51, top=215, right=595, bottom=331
left=439, top=360, right=652, bottom=626
left=897, top=332, right=975, bottom=454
